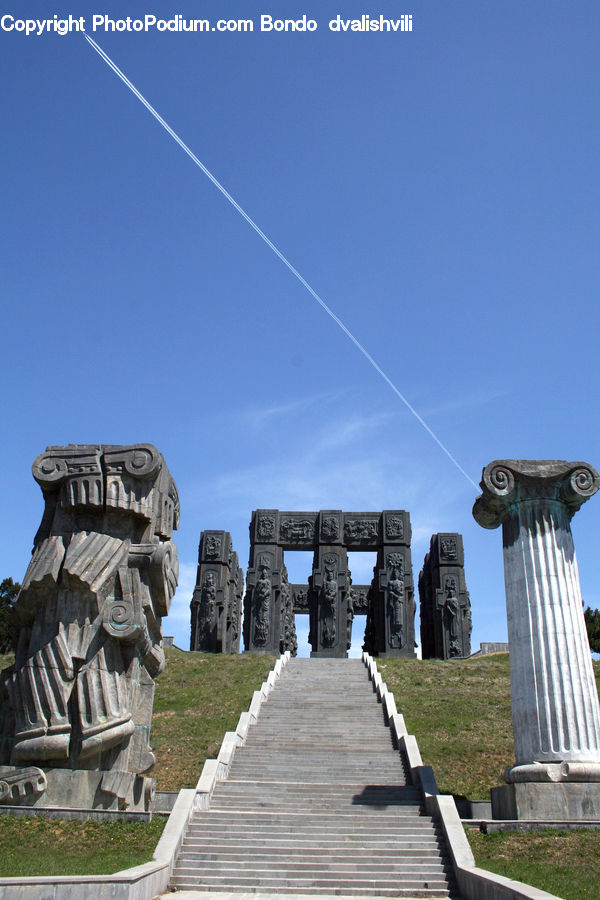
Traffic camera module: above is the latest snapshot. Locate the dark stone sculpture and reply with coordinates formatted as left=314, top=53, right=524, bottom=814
left=364, top=512, right=416, bottom=658
left=0, top=444, right=179, bottom=811
left=419, top=533, right=471, bottom=659
left=309, top=546, right=350, bottom=658
left=190, top=531, right=243, bottom=653
left=243, top=509, right=415, bottom=658
left=280, top=564, right=298, bottom=656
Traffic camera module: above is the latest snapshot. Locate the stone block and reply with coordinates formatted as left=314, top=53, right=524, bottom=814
left=491, top=782, right=600, bottom=821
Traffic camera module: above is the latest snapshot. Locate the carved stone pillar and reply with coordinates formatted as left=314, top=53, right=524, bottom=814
left=0, top=444, right=179, bottom=812
left=191, top=531, right=241, bottom=653
left=226, top=551, right=244, bottom=654
left=368, top=511, right=415, bottom=658
left=309, top=544, right=349, bottom=658
left=473, top=459, right=600, bottom=809
left=244, top=511, right=284, bottom=653
left=419, top=533, right=471, bottom=659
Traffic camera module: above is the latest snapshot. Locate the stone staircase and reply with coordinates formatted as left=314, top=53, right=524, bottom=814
left=170, top=657, right=459, bottom=897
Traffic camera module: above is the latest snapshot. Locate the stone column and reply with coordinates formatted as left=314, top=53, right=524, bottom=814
left=309, top=545, right=349, bottom=658
left=0, top=443, right=179, bottom=813
left=419, top=534, right=471, bottom=660
left=473, top=460, right=600, bottom=795
left=190, top=531, right=241, bottom=653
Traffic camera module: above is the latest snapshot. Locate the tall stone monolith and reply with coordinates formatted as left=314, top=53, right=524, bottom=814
left=473, top=459, right=600, bottom=819
left=0, top=444, right=179, bottom=812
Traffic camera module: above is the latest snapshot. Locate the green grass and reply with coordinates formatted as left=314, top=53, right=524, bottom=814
left=1, top=647, right=600, bottom=891
left=0, top=647, right=275, bottom=876
left=0, top=815, right=166, bottom=877
left=467, top=828, right=600, bottom=900
left=379, top=654, right=514, bottom=800
left=151, top=649, right=277, bottom=789
left=380, top=655, right=600, bottom=802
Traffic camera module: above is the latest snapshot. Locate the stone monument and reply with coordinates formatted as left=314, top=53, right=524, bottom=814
left=244, top=509, right=415, bottom=658
left=473, top=459, right=600, bottom=819
left=0, top=444, right=179, bottom=812
left=363, top=511, right=416, bottom=657
left=419, top=533, right=471, bottom=659
left=190, top=531, right=243, bottom=653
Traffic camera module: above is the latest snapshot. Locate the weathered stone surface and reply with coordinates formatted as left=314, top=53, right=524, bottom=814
left=0, top=444, right=179, bottom=811
left=308, top=545, right=350, bottom=658
left=244, top=509, right=415, bottom=658
left=364, top=513, right=416, bottom=658
left=190, top=531, right=243, bottom=653
left=473, top=459, right=600, bottom=797
left=491, top=782, right=600, bottom=821
left=243, top=531, right=285, bottom=654
left=419, top=533, right=472, bottom=659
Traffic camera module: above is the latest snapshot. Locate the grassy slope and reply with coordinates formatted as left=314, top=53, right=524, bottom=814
left=0, top=648, right=275, bottom=876
left=151, top=649, right=277, bottom=789
left=0, top=816, right=165, bottom=877
left=1, top=649, right=599, bottom=893
left=467, top=829, right=600, bottom=900
left=379, top=654, right=514, bottom=799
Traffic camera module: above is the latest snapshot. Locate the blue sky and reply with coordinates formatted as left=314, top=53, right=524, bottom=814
left=2, top=0, right=599, bottom=656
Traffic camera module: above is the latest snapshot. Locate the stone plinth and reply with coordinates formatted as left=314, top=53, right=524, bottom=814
left=0, top=444, right=179, bottom=812
left=491, top=782, right=600, bottom=821
left=473, top=459, right=600, bottom=800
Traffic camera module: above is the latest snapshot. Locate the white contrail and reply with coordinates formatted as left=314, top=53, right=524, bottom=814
left=84, top=32, right=478, bottom=490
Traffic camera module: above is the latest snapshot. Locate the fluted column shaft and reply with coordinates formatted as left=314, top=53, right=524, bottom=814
left=473, top=459, right=600, bottom=782
left=502, top=498, right=600, bottom=766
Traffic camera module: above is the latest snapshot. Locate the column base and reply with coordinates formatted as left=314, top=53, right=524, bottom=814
left=505, top=761, right=600, bottom=783
left=310, top=649, right=348, bottom=658
left=492, top=782, right=600, bottom=820
left=0, top=766, right=154, bottom=812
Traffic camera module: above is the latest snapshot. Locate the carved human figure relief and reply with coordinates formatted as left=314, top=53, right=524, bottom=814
left=321, top=558, right=338, bottom=646
left=440, top=537, right=458, bottom=561
left=253, top=557, right=272, bottom=645
left=200, top=571, right=217, bottom=640
left=257, top=515, right=275, bottom=540
left=385, top=516, right=404, bottom=539
left=204, top=535, right=221, bottom=558
left=321, top=517, right=339, bottom=541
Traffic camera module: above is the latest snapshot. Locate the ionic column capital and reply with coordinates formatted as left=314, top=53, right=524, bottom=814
left=472, top=459, right=599, bottom=529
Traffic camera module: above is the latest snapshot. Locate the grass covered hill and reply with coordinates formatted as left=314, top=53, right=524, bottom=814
left=1, top=649, right=600, bottom=897
left=1, top=648, right=598, bottom=798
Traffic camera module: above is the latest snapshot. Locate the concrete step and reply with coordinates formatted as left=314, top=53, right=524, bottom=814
left=186, top=821, right=438, bottom=835
left=186, top=826, right=439, bottom=839
left=170, top=874, right=453, bottom=891
left=181, top=836, right=445, bottom=851
left=211, top=787, right=420, bottom=800
left=181, top=842, right=445, bottom=856
left=187, top=817, right=436, bottom=831
left=173, top=862, right=452, bottom=877
left=170, top=885, right=453, bottom=898
left=175, top=860, right=452, bottom=876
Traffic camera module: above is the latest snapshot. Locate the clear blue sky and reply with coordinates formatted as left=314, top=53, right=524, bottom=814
left=2, top=0, right=599, bottom=656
